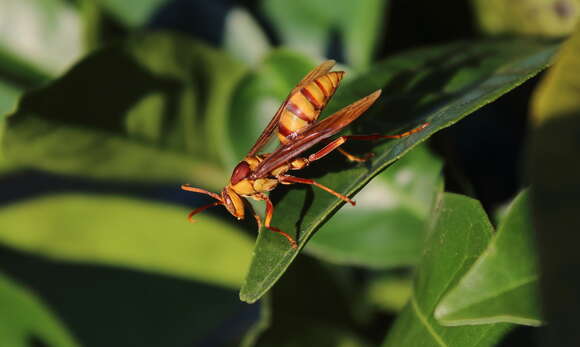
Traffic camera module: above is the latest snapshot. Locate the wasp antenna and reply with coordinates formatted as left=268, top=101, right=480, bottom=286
left=181, top=184, right=222, bottom=201
left=187, top=201, right=223, bottom=223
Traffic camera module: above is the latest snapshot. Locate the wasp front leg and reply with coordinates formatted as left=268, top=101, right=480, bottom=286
left=279, top=175, right=355, bottom=206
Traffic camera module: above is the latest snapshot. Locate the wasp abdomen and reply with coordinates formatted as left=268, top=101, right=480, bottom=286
left=277, top=71, right=344, bottom=144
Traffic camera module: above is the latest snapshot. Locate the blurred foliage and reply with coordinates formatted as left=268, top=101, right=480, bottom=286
left=0, top=0, right=82, bottom=76
left=250, top=257, right=372, bottom=347
left=223, top=7, right=271, bottom=66
left=0, top=272, right=79, bottom=347
left=98, top=0, right=171, bottom=27
left=261, top=0, right=386, bottom=70
left=532, top=21, right=580, bottom=124
left=0, top=0, right=574, bottom=346
left=4, top=32, right=244, bottom=188
left=367, top=272, right=413, bottom=312
left=472, top=0, right=580, bottom=37
left=529, top=21, right=580, bottom=346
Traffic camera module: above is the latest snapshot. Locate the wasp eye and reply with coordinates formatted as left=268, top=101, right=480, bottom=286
left=231, top=161, right=251, bottom=185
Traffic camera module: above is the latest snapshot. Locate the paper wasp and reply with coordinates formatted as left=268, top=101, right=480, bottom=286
left=182, top=60, right=428, bottom=248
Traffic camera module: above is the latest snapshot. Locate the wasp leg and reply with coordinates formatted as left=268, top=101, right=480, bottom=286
left=308, top=122, right=430, bottom=163
left=255, top=193, right=297, bottom=249
left=337, top=148, right=374, bottom=162
left=279, top=175, right=356, bottom=206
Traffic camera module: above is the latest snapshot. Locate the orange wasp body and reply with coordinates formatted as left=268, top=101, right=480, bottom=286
left=182, top=60, right=428, bottom=248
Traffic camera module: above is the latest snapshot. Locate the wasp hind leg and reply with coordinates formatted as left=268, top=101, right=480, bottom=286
left=307, top=135, right=371, bottom=163
left=337, top=148, right=374, bottom=162
left=279, top=175, right=355, bottom=206
left=308, top=122, right=430, bottom=163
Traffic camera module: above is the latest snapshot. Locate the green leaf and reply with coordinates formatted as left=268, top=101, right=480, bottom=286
left=0, top=0, right=82, bottom=76
left=471, top=0, right=580, bottom=37
left=99, top=0, right=170, bottom=27
left=382, top=193, right=510, bottom=347
left=435, top=190, right=542, bottom=326
left=0, top=194, right=253, bottom=289
left=240, top=39, right=558, bottom=303
left=532, top=22, right=580, bottom=124
left=306, top=144, right=443, bottom=268
left=3, top=32, right=247, bottom=189
left=0, top=272, right=79, bottom=347
left=261, top=0, right=387, bottom=70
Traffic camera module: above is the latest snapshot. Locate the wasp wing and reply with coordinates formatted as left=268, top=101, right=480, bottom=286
left=251, top=90, right=382, bottom=178
left=247, top=60, right=337, bottom=157
left=296, top=59, right=337, bottom=86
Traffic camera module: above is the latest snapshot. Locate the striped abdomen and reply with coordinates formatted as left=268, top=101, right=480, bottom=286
left=277, top=71, right=344, bottom=144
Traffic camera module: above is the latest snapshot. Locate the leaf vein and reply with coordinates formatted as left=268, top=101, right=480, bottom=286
left=411, top=295, right=448, bottom=347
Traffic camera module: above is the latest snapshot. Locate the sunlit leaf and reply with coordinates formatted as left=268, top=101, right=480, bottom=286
left=0, top=194, right=253, bottom=289
left=532, top=22, right=580, bottom=124
left=0, top=0, right=82, bottom=76
left=224, top=7, right=271, bottom=66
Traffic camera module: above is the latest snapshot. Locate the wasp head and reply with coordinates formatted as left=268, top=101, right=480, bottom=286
left=221, top=186, right=245, bottom=220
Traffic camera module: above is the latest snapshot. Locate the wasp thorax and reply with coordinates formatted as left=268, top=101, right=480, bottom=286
left=231, top=161, right=251, bottom=185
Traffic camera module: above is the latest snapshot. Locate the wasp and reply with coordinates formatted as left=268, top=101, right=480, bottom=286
left=182, top=60, right=428, bottom=248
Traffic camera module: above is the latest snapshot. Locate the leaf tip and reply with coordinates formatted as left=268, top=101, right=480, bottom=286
left=239, top=290, right=258, bottom=304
